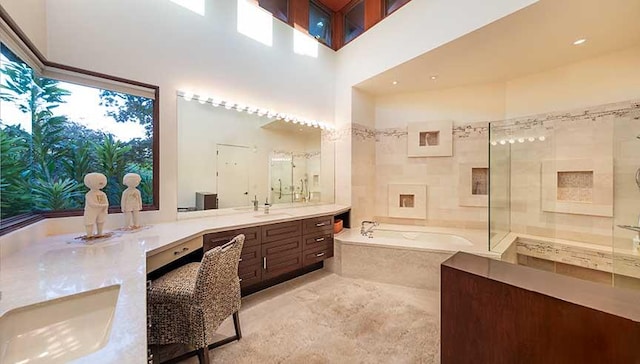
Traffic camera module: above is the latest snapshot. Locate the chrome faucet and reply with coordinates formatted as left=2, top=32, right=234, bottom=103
left=252, top=195, right=259, bottom=211
left=617, top=214, right=640, bottom=251
left=264, top=198, right=271, bottom=214
left=360, top=220, right=379, bottom=238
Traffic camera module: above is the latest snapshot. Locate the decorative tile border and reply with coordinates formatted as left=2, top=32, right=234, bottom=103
left=490, top=99, right=640, bottom=134
left=516, top=237, right=640, bottom=279
left=345, top=121, right=490, bottom=142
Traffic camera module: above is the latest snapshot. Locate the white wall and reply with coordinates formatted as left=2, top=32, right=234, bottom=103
left=369, top=82, right=505, bottom=227
left=0, top=0, right=47, bottom=53
left=505, top=45, right=640, bottom=118
left=44, top=0, right=337, bottom=224
left=333, top=0, right=538, bottom=206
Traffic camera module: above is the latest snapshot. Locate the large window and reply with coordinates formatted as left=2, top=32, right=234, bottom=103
left=309, top=1, right=332, bottom=47
left=385, top=0, right=410, bottom=15
left=344, top=0, right=364, bottom=45
left=0, top=44, right=156, bottom=224
left=258, top=0, right=289, bottom=23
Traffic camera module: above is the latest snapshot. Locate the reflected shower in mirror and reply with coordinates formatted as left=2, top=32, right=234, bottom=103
left=177, top=96, right=333, bottom=213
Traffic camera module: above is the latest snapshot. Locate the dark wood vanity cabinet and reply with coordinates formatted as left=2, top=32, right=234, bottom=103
left=203, top=215, right=334, bottom=295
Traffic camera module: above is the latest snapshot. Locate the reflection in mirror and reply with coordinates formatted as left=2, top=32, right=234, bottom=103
left=177, top=96, right=334, bottom=213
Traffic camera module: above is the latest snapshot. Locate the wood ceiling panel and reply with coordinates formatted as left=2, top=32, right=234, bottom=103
left=318, top=0, right=352, bottom=12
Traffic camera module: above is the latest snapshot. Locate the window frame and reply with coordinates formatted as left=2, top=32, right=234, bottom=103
left=342, top=0, right=365, bottom=46
left=258, top=0, right=291, bottom=25
left=0, top=6, right=160, bottom=236
left=384, top=0, right=411, bottom=16
left=308, top=0, right=333, bottom=47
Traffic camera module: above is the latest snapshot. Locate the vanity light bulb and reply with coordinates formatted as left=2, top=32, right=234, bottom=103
left=518, top=138, right=525, bottom=143
left=499, top=140, right=506, bottom=145
left=198, top=95, right=208, bottom=104
left=490, top=141, right=498, bottom=146
left=538, top=136, right=546, bottom=141
left=183, top=92, right=193, bottom=102
left=235, top=104, right=245, bottom=112
left=509, top=139, right=515, bottom=144
left=528, top=137, right=535, bottom=142
left=224, top=102, right=234, bottom=110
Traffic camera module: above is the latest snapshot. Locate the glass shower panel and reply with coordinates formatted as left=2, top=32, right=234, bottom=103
left=612, top=107, right=640, bottom=291
left=489, top=122, right=511, bottom=251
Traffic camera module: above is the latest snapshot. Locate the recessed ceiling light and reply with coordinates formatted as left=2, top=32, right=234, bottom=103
left=392, top=81, right=398, bottom=85
left=573, top=38, right=587, bottom=45
left=430, top=75, right=438, bottom=80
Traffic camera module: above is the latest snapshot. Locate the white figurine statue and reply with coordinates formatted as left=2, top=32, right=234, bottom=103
left=121, top=173, right=143, bottom=229
left=84, top=172, right=109, bottom=237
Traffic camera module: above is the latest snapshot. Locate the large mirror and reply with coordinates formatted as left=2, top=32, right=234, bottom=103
left=177, top=96, right=334, bottom=213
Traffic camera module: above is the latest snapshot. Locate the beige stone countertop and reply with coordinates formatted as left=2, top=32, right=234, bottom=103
left=0, top=203, right=350, bottom=364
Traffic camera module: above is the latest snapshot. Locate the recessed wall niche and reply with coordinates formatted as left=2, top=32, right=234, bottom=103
left=541, top=159, right=613, bottom=217
left=419, top=131, right=440, bottom=146
left=459, top=163, right=488, bottom=207
left=557, top=171, right=593, bottom=202
left=388, top=184, right=427, bottom=219
left=408, top=121, right=452, bottom=157
left=472, top=168, right=489, bottom=195
left=399, top=194, right=415, bottom=208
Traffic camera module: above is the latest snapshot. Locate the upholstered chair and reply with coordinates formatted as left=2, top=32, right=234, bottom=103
left=148, top=234, right=245, bottom=364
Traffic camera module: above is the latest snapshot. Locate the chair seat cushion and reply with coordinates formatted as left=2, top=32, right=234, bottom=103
left=149, top=262, right=200, bottom=303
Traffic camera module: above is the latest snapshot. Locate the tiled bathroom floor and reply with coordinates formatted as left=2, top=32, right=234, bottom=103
left=159, top=270, right=441, bottom=363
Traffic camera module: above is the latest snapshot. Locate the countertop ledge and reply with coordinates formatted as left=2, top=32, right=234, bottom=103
left=0, top=204, right=349, bottom=364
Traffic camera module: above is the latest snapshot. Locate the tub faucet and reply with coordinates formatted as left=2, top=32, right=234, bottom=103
left=360, top=220, right=379, bottom=238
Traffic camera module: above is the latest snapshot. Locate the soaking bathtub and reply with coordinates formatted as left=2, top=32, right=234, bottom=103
left=330, top=224, right=498, bottom=290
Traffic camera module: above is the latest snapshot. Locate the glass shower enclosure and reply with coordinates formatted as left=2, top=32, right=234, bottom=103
left=488, top=100, right=640, bottom=291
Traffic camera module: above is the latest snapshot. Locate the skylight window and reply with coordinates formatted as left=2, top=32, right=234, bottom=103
left=169, top=0, right=205, bottom=16
left=237, top=0, right=273, bottom=46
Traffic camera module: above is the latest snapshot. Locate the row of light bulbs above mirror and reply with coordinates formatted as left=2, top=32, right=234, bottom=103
left=178, top=90, right=335, bottom=130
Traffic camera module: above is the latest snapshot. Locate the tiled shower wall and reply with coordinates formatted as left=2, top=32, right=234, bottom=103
left=349, top=121, right=490, bottom=228
left=494, top=100, right=640, bottom=247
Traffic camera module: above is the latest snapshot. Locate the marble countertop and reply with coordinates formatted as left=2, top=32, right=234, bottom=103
left=0, top=204, right=349, bottom=363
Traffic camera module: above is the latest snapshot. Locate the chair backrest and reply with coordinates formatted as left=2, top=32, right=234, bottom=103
left=194, top=234, right=245, bottom=305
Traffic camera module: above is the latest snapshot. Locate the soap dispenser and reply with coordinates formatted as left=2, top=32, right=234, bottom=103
left=264, top=198, right=271, bottom=214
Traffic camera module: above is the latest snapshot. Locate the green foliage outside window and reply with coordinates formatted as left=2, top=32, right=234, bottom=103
left=0, top=45, right=154, bottom=220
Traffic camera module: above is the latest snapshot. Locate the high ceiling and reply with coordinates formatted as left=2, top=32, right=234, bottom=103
left=318, top=0, right=351, bottom=12
left=355, top=0, right=640, bottom=95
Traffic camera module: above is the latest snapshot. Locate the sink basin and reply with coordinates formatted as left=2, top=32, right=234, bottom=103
left=253, top=212, right=293, bottom=219
left=0, top=285, right=120, bottom=364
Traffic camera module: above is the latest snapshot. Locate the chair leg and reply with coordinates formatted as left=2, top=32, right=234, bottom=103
left=232, top=311, right=242, bottom=340
left=196, top=347, right=210, bottom=364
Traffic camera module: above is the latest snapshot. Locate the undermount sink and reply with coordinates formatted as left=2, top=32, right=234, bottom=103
left=253, top=212, right=293, bottom=219
left=0, top=284, right=120, bottom=364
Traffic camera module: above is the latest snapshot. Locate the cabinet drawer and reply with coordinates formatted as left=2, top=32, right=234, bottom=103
left=146, top=236, right=203, bottom=274
left=204, top=226, right=261, bottom=251
left=262, top=220, right=302, bottom=243
left=302, top=215, right=334, bottom=235
left=262, top=236, right=302, bottom=258
left=239, top=263, right=261, bottom=288
left=302, top=232, right=333, bottom=251
left=239, top=244, right=261, bottom=268
left=303, top=243, right=333, bottom=266
left=263, top=251, right=303, bottom=280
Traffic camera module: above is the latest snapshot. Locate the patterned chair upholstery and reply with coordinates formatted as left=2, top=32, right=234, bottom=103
left=148, top=234, right=245, bottom=363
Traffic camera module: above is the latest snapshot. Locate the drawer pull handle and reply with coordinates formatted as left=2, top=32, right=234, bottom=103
left=173, top=247, right=189, bottom=255
left=239, top=278, right=243, bottom=282
left=316, top=252, right=325, bottom=257
left=315, top=222, right=327, bottom=227
left=263, top=257, right=267, bottom=269
left=315, top=237, right=325, bottom=242
left=239, top=257, right=243, bottom=262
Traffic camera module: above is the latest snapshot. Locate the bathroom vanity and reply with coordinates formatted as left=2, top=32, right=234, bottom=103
left=0, top=204, right=349, bottom=364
